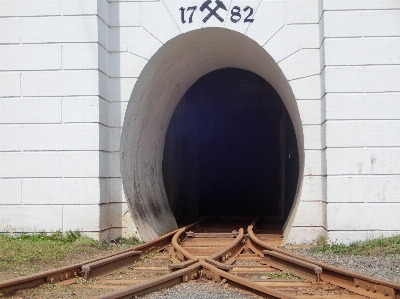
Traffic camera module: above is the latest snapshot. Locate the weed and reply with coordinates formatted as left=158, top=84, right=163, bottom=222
left=315, top=235, right=327, bottom=247
left=261, top=271, right=300, bottom=280
left=0, top=292, right=3, bottom=298
left=76, top=278, right=97, bottom=285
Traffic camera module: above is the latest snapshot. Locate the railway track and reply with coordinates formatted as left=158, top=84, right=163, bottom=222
left=1, top=217, right=399, bottom=299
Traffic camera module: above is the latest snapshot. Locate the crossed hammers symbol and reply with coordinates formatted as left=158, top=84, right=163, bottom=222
left=200, top=0, right=227, bottom=23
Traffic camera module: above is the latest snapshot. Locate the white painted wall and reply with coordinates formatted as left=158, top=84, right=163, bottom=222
left=0, top=0, right=399, bottom=244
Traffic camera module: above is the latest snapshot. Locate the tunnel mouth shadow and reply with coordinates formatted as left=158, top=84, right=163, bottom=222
left=163, top=68, right=299, bottom=227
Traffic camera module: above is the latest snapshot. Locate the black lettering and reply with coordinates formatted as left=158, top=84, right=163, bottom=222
left=244, top=6, right=254, bottom=23
left=230, top=6, right=241, bottom=23
left=187, top=6, right=197, bottom=23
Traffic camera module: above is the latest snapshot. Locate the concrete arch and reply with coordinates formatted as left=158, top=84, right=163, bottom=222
left=120, top=28, right=304, bottom=242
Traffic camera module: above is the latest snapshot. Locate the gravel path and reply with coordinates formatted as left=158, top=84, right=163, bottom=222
left=286, top=248, right=400, bottom=284
left=138, top=281, right=263, bottom=299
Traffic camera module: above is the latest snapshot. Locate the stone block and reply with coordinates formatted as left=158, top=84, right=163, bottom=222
left=0, top=19, right=20, bottom=44
left=364, top=10, right=400, bottom=37
left=142, top=2, right=181, bottom=44
left=325, top=93, right=400, bottom=120
left=98, top=17, right=109, bottom=49
left=326, top=148, right=400, bottom=175
left=304, top=150, right=323, bottom=176
left=325, top=67, right=363, bottom=92
left=325, top=38, right=400, bottom=66
left=109, top=78, right=136, bottom=102
left=22, top=70, right=100, bottom=97
left=0, top=44, right=61, bottom=71
left=63, top=43, right=109, bottom=74
left=0, top=0, right=60, bottom=17
left=109, top=2, right=140, bottom=27
left=224, top=0, right=262, bottom=34
left=164, top=0, right=203, bottom=33
left=0, top=98, right=61, bottom=123
left=364, top=66, right=400, bottom=92
left=292, top=201, right=323, bottom=227
left=299, top=176, right=325, bottom=202
left=289, top=75, right=324, bottom=100
left=366, top=121, right=400, bottom=147
left=301, top=24, right=322, bottom=49
left=109, top=52, right=147, bottom=78
left=246, top=0, right=284, bottom=46
left=109, top=128, right=122, bottom=152
left=286, top=227, right=326, bottom=245
left=323, top=11, right=363, bottom=37
left=279, top=49, right=322, bottom=81
left=303, top=125, right=322, bottom=150
left=323, top=0, right=400, bottom=10
left=109, top=27, right=128, bottom=52
left=108, top=102, right=128, bottom=127
left=100, top=152, right=121, bottom=178
left=22, top=178, right=101, bottom=205
left=61, top=0, right=97, bottom=15
left=327, top=176, right=400, bottom=203
left=63, top=205, right=100, bottom=231
left=62, top=97, right=105, bottom=124
left=0, top=180, right=21, bottom=205
left=0, top=124, right=100, bottom=151
left=286, top=0, right=322, bottom=24
left=296, top=100, right=322, bottom=125
left=0, top=206, right=63, bottom=232
left=325, top=121, right=365, bottom=148
left=0, top=152, right=62, bottom=178
left=326, top=203, right=400, bottom=231
left=21, top=16, right=98, bottom=43
left=328, top=230, right=400, bottom=245
left=0, top=72, right=20, bottom=97
left=126, top=27, right=163, bottom=60
left=62, top=151, right=100, bottom=178
left=264, top=25, right=300, bottom=63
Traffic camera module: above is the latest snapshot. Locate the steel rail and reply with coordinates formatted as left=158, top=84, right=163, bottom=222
left=247, top=219, right=400, bottom=299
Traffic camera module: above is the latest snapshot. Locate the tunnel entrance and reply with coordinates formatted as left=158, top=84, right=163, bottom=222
left=163, top=68, right=299, bottom=225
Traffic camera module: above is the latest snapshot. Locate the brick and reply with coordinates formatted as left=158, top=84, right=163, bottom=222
left=0, top=180, right=21, bottom=205
left=0, top=98, right=61, bottom=123
left=325, top=67, right=364, bottom=92
left=289, top=75, right=324, bottom=100
left=0, top=72, right=20, bottom=97
left=62, top=97, right=105, bottom=124
left=303, top=125, right=322, bottom=149
left=109, top=52, right=147, bottom=78
left=0, top=152, right=62, bottom=178
left=364, top=66, right=400, bottom=92
left=163, top=0, right=201, bottom=33
left=326, top=148, right=400, bottom=175
left=0, top=206, right=63, bottom=232
left=0, top=0, right=60, bottom=17
left=62, top=151, right=100, bottom=178
left=279, top=49, right=322, bottom=80
left=264, top=25, right=300, bottom=63
left=325, top=38, right=400, bottom=66
left=301, top=24, right=322, bottom=49
left=63, top=205, right=100, bottom=231
left=22, top=70, right=100, bottom=97
left=21, top=16, right=98, bottom=43
left=327, top=203, right=400, bottom=231
left=109, top=2, right=140, bottom=27
left=325, top=93, right=400, bottom=120
left=63, top=43, right=108, bottom=74
left=61, top=0, right=97, bottom=15
left=142, top=2, right=180, bottom=44
left=297, top=100, right=322, bottom=125
left=286, top=0, right=322, bottom=24
left=0, top=19, right=20, bottom=44
left=246, top=1, right=284, bottom=46
left=323, top=0, right=400, bottom=10
left=324, top=11, right=363, bottom=38
left=0, top=124, right=100, bottom=151
left=22, top=178, right=100, bottom=205
left=364, top=10, right=400, bottom=37
left=327, top=176, right=400, bottom=203
left=127, top=27, right=162, bottom=60
left=0, top=44, right=61, bottom=71
left=325, top=121, right=365, bottom=148
left=366, top=121, right=400, bottom=147
left=299, top=176, right=324, bottom=202
left=109, top=78, right=137, bottom=102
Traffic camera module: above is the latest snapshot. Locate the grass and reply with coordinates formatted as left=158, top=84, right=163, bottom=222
left=261, top=271, right=300, bottom=280
left=316, top=234, right=400, bottom=256
left=0, top=230, right=142, bottom=280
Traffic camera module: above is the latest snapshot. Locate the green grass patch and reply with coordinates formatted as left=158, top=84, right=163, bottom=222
left=316, top=234, right=400, bottom=256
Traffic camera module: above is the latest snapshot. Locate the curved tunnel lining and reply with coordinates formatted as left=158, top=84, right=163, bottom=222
left=120, top=28, right=304, bottom=242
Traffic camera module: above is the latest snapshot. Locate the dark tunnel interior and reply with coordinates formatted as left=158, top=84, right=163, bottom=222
left=162, top=68, right=299, bottom=225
